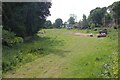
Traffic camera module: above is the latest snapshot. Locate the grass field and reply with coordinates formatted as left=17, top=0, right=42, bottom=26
left=3, top=28, right=118, bottom=78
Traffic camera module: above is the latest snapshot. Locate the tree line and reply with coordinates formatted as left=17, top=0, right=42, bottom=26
left=45, top=1, right=120, bottom=29
left=2, top=1, right=120, bottom=47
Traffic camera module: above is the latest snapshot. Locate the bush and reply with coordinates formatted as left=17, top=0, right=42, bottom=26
left=2, top=29, right=23, bottom=47
left=90, top=23, right=95, bottom=29
left=101, top=52, right=118, bottom=78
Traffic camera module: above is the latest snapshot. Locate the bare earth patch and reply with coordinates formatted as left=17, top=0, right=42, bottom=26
left=67, top=32, right=94, bottom=37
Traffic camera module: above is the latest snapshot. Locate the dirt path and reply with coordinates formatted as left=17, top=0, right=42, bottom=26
left=67, top=32, right=95, bottom=37
left=74, top=32, right=94, bottom=37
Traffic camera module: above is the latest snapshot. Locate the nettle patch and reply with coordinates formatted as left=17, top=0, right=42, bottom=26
left=100, top=52, right=118, bottom=78
left=2, top=30, right=23, bottom=47
left=2, top=48, right=44, bottom=73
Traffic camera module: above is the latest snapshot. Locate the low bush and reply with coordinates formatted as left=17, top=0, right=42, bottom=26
left=100, top=52, right=118, bottom=78
left=2, top=29, right=23, bottom=47
left=100, top=28, right=118, bottom=78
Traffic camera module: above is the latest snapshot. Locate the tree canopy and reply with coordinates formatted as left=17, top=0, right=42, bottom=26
left=55, top=18, right=63, bottom=28
left=88, top=7, right=107, bottom=27
left=82, top=14, right=89, bottom=29
left=110, top=1, right=120, bottom=25
left=68, top=17, right=75, bottom=24
left=44, top=20, right=52, bottom=28
left=2, top=2, right=52, bottom=38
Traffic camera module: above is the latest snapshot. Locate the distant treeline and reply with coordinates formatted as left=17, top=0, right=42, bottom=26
left=2, top=1, right=120, bottom=47
left=45, top=1, right=120, bottom=29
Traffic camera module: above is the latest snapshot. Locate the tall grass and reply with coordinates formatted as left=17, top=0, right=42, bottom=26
left=2, top=35, right=64, bottom=73
left=3, top=28, right=118, bottom=78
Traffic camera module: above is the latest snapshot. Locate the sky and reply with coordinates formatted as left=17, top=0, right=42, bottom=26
left=47, top=0, right=119, bottom=23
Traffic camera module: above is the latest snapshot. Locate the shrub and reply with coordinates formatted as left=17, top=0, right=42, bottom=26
left=90, top=23, right=95, bottom=29
left=2, top=29, right=23, bottom=47
left=101, top=52, right=118, bottom=78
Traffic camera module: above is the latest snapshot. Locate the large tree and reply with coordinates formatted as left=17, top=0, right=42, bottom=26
left=2, top=2, right=51, bottom=38
left=88, top=7, right=107, bottom=27
left=102, top=12, right=112, bottom=27
left=110, top=1, right=120, bottom=26
left=82, top=14, right=89, bottom=29
left=55, top=18, right=63, bottom=28
left=68, top=17, right=75, bottom=24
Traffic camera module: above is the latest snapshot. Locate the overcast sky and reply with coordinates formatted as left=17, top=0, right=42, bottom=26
left=47, top=0, right=119, bottom=23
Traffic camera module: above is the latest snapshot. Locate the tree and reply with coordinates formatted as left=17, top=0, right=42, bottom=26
left=82, top=14, right=89, bottom=29
left=52, top=23, right=56, bottom=28
left=44, top=20, right=52, bottom=28
left=55, top=18, right=63, bottom=28
left=88, top=7, right=107, bottom=27
left=78, top=20, right=82, bottom=29
left=110, top=1, right=120, bottom=26
left=68, top=17, right=75, bottom=24
left=2, top=2, right=52, bottom=38
left=102, top=12, right=112, bottom=27
left=63, top=22, right=67, bottom=28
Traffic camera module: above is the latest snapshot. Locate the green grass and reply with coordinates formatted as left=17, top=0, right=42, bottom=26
left=3, top=28, right=118, bottom=78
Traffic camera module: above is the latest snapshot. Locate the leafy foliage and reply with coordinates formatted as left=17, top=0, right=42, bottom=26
left=82, top=14, right=89, bottom=29
left=2, top=34, right=64, bottom=73
left=87, top=1, right=120, bottom=28
left=44, top=20, right=52, bottom=28
left=2, top=29, right=23, bottom=47
left=102, top=13, right=112, bottom=27
left=100, top=51, right=118, bottom=78
left=2, top=2, right=51, bottom=37
left=110, top=1, right=120, bottom=25
left=55, top=18, right=63, bottom=28
left=88, top=7, right=107, bottom=27
left=68, top=17, right=75, bottom=24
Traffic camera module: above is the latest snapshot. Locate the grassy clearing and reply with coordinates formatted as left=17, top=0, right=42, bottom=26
left=3, top=28, right=118, bottom=78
